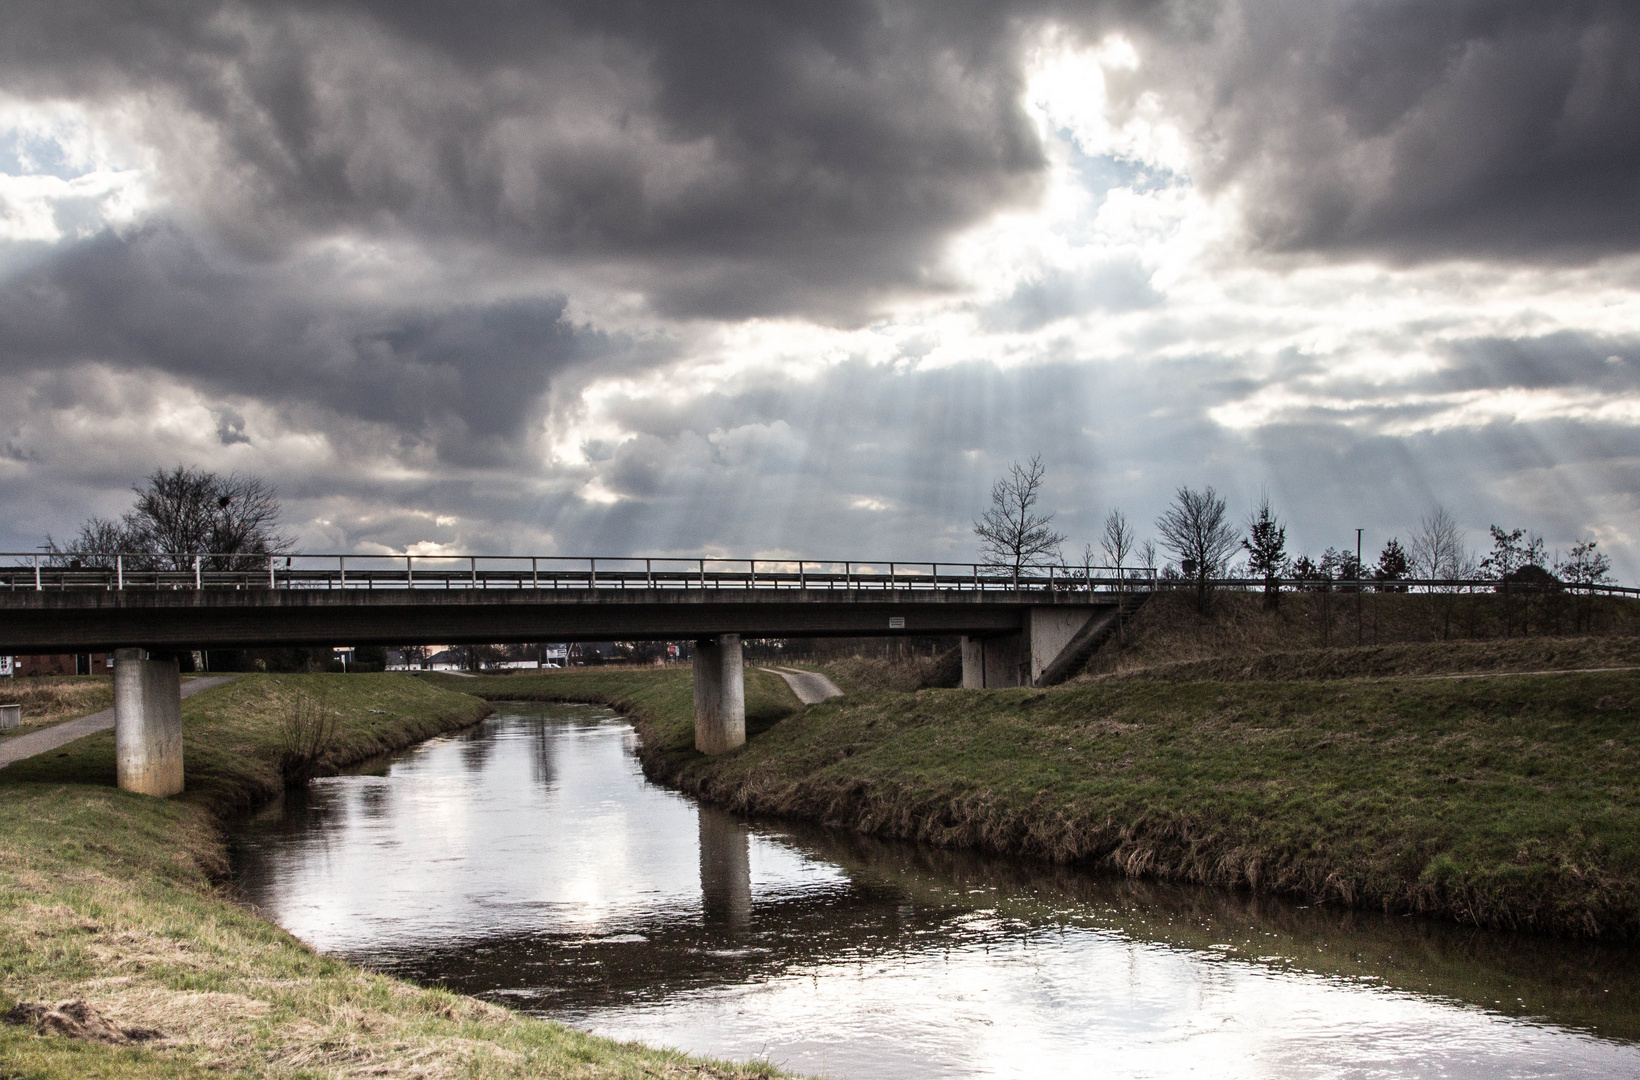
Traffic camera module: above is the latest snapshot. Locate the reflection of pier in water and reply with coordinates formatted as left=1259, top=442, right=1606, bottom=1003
left=699, top=808, right=751, bottom=930
left=350, top=817, right=1640, bottom=1044
left=234, top=704, right=1640, bottom=1052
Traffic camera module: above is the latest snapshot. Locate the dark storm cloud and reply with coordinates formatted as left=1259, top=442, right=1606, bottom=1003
left=0, top=0, right=1056, bottom=320
left=0, top=225, right=604, bottom=466
left=1144, top=0, right=1640, bottom=259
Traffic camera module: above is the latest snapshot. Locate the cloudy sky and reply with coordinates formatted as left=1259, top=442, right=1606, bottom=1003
left=3, top=0, right=1638, bottom=577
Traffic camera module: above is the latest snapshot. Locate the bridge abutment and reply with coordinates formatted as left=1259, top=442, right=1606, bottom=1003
left=960, top=634, right=1025, bottom=688
left=962, top=606, right=1111, bottom=689
left=113, top=648, right=184, bottom=797
left=693, top=633, right=746, bottom=754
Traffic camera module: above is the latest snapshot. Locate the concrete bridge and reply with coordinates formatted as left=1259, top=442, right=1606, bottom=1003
left=0, top=553, right=1149, bottom=796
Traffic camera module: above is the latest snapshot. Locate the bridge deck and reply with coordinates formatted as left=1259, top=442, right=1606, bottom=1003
left=0, top=585, right=1132, bottom=653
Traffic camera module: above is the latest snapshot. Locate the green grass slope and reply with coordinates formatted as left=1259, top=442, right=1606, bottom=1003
left=455, top=667, right=1640, bottom=938
left=0, top=674, right=785, bottom=1079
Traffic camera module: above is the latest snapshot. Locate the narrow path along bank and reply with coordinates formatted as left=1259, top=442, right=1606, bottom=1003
left=760, top=666, right=843, bottom=705
left=0, top=673, right=788, bottom=1079
left=436, top=664, right=1640, bottom=939
left=0, top=675, right=239, bottom=768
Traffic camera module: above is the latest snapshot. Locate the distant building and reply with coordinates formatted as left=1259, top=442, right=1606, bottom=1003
left=4, top=653, right=113, bottom=677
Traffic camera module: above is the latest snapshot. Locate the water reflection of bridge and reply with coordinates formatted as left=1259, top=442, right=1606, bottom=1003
left=350, top=807, right=1640, bottom=1043
left=0, top=552, right=1143, bottom=795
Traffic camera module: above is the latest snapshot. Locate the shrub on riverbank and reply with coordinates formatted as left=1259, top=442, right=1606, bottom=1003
left=455, top=666, right=1640, bottom=939
left=0, top=675, right=785, bottom=1078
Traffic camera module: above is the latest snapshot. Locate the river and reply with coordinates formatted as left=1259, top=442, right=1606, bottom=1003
left=230, top=702, right=1640, bottom=1078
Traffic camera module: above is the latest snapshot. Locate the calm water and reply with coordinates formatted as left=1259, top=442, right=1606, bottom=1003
left=230, top=703, right=1640, bottom=1078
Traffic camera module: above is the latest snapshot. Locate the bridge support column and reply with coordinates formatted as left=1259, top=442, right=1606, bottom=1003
left=693, top=634, right=745, bottom=754
left=113, top=648, right=184, bottom=797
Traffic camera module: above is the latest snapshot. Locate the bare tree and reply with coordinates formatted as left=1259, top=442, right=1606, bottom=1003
left=1100, top=508, right=1135, bottom=583
left=1408, top=506, right=1476, bottom=640
left=1156, top=486, right=1238, bottom=613
left=51, top=465, right=291, bottom=571
left=1138, top=539, right=1158, bottom=573
left=973, top=455, right=1066, bottom=577
left=1408, top=506, right=1474, bottom=582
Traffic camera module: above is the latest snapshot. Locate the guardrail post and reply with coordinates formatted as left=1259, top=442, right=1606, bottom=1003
left=33, top=554, right=40, bottom=592
left=889, top=562, right=895, bottom=590
left=470, top=556, right=477, bottom=589
left=194, top=554, right=202, bottom=590
left=799, top=560, right=805, bottom=590
left=268, top=555, right=275, bottom=590
left=117, top=554, right=124, bottom=591
left=339, top=555, right=345, bottom=590
left=532, top=557, right=538, bottom=590
left=845, top=561, right=852, bottom=591
left=407, top=555, right=414, bottom=588
left=646, top=558, right=653, bottom=589
left=749, top=560, right=755, bottom=589
left=699, top=559, right=705, bottom=589
left=589, top=558, right=596, bottom=590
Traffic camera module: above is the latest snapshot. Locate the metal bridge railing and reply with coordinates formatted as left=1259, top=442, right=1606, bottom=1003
left=2, top=553, right=1162, bottom=595
left=2, top=554, right=1633, bottom=597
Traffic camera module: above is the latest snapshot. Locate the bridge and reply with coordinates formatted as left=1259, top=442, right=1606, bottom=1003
left=0, top=553, right=1150, bottom=797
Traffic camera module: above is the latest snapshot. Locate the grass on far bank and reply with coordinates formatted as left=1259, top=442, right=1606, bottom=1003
left=446, top=664, right=1640, bottom=939
left=0, top=673, right=786, bottom=1079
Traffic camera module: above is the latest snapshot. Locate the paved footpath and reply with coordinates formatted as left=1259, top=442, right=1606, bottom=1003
left=762, top=666, right=844, bottom=705
left=0, top=676, right=240, bottom=769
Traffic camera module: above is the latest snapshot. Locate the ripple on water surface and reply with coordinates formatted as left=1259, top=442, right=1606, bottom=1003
left=231, top=702, right=1640, bottom=1079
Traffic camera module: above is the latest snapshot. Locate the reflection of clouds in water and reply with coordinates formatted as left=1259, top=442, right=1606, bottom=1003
left=231, top=704, right=1640, bottom=1080
left=588, top=930, right=1636, bottom=1080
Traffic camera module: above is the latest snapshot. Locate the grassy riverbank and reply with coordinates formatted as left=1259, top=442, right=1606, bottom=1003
left=442, top=663, right=1640, bottom=939
left=0, top=674, right=784, bottom=1078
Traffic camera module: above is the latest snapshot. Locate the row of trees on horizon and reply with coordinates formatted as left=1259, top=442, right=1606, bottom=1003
left=973, top=456, right=1618, bottom=607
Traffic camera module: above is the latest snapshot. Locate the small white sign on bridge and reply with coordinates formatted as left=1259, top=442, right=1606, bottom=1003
left=888, top=617, right=906, bottom=629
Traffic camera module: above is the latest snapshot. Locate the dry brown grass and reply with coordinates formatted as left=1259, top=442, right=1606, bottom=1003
left=1086, top=590, right=1640, bottom=678
left=819, top=650, right=960, bottom=693
left=0, top=676, right=113, bottom=735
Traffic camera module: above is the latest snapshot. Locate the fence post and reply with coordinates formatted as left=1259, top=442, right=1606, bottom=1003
left=699, top=559, right=706, bottom=589
left=589, top=558, right=596, bottom=590
left=470, top=556, right=477, bottom=588
left=33, top=554, right=40, bottom=592
left=799, top=560, right=806, bottom=590
left=194, top=555, right=202, bottom=590
left=846, top=562, right=852, bottom=590
left=749, top=560, right=755, bottom=589
left=338, top=555, right=345, bottom=590
left=646, top=558, right=653, bottom=589
left=889, top=562, right=895, bottom=590
left=532, top=557, right=538, bottom=590
left=407, top=555, right=414, bottom=588
left=117, top=554, right=124, bottom=591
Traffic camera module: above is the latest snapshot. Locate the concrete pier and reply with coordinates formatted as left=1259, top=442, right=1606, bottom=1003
left=693, top=633, right=746, bottom=754
left=113, top=648, right=184, bottom=796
